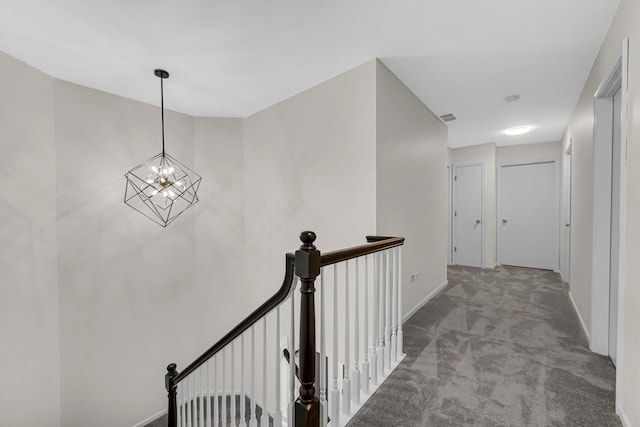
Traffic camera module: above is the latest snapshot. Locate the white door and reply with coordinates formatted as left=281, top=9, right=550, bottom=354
left=561, top=146, right=572, bottom=282
left=454, top=164, right=483, bottom=267
left=499, top=161, right=558, bottom=270
left=609, top=87, right=622, bottom=366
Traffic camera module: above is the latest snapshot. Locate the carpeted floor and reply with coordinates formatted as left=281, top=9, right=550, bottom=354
left=347, top=265, right=620, bottom=427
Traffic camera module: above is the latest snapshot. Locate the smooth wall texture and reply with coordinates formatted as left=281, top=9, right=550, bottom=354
left=193, top=117, right=247, bottom=340
left=376, top=60, right=448, bottom=314
left=496, top=141, right=561, bottom=165
left=0, top=51, right=60, bottom=427
left=54, top=80, right=200, bottom=426
left=243, top=60, right=378, bottom=302
left=562, top=0, right=639, bottom=422
left=451, top=143, right=497, bottom=268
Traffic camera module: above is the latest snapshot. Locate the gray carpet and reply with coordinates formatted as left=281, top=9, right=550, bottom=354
left=347, top=265, right=620, bottom=427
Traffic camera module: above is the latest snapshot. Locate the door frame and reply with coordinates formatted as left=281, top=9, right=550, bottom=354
left=591, top=39, right=628, bottom=412
left=447, top=165, right=453, bottom=265
left=453, top=162, right=484, bottom=267
left=560, top=142, right=572, bottom=282
left=496, top=159, right=560, bottom=271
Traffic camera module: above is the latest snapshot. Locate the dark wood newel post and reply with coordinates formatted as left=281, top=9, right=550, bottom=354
left=294, top=231, right=321, bottom=427
left=165, top=363, right=178, bottom=427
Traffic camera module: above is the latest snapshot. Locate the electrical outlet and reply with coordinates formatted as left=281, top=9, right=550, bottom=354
left=410, top=272, right=420, bottom=282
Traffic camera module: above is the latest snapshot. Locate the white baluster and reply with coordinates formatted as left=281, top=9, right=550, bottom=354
left=274, top=307, right=283, bottom=427
left=178, top=382, right=184, bottom=427
left=201, top=367, right=205, bottom=427
left=371, top=253, right=379, bottom=386
left=377, top=251, right=385, bottom=379
left=342, top=261, right=351, bottom=415
left=397, top=247, right=404, bottom=360
left=331, top=265, right=340, bottom=424
left=288, top=285, right=296, bottom=427
left=390, top=248, right=398, bottom=365
left=261, top=317, right=268, bottom=427
left=320, top=270, right=328, bottom=427
left=186, top=375, right=193, bottom=427
left=250, top=326, right=257, bottom=427
left=231, top=342, right=236, bottom=426
left=353, top=257, right=361, bottom=404
left=240, top=334, right=247, bottom=427
left=362, top=255, right=370, bottom=395
left=207, top=360, right=212, bottom=427
left=385, top=249, right=392, bottom=373
left=213, top=356, right=219, bottom=427
left=222, top=348, right=227, bottom=426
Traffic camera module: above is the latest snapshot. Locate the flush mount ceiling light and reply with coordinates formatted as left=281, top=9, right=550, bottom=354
left=504, top=126, right=532, bottom=136
left=124, top=69, right=202, bottom=227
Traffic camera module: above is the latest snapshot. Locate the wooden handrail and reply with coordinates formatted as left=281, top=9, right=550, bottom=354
left=170, top=252, right=296, bottom=385
left=166, top=233, right=405, bottom=427
left=320, top=236, right=404, bottom=267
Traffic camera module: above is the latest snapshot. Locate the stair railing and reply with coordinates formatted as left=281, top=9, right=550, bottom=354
left=164, top=231, right=404, bottom=427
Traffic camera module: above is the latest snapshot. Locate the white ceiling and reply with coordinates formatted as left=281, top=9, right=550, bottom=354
left=0, top=0, right=620, bottom=148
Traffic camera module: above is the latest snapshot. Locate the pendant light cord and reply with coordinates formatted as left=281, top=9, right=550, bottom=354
left=160, top=76, right=165, bottom=156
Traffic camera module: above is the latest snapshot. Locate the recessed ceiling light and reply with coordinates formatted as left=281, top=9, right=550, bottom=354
left=504, top=126, right=532, bottom=136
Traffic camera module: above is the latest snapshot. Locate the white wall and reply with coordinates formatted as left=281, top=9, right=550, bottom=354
left=53, top=82, right=246, bottom=426
left=193, top=118, right=247, bottom=338
left=0, top=51, right=61, bottom=427
left=376, top=60, right=448, bottom=314
left=451, top=143, right=497, bottom=267
left=1, top=50, right=451, bottom=426
left=562, top=0, right=640, bottom=423
left=243, top=60, right=378, bottom=301
left=54, top=80, right=198, bottom=426
left=496, top=141, right=561, bottom=164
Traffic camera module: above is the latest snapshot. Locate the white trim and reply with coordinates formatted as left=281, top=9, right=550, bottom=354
left=403, top=280, right=448, bottom=323
left=590, top=40, right=628, bottom=362
left=131, top=408, right=166, bottom=427
left=560, top=142, right=572, bottom=283
left=569, top=291, right=590, bottom=342
left=615, top=37, right=629, bottom=421
left=496, top=158, right=560, bottom=271
left=617, top=404, right=632, bottom=427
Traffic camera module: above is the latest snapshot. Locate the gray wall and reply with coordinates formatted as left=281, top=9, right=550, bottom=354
left=1, top=52, right=449, bottom=426
left=54, top=81, right=245, bottom=426
left=562, top=0, right=640, bottom=422
left=376, top=60, right=448, bottom=314
left=243, top=60, right=378, bottom=296
left=0, top=51, right=60, bottom=427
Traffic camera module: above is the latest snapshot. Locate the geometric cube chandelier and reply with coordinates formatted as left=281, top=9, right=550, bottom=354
left=124, top=69, right=202, bottom=227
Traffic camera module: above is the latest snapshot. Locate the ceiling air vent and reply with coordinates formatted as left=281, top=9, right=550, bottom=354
left=439, top=113, right=457, bottom=122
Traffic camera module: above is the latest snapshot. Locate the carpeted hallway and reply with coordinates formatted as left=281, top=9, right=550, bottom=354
left=347, top=265, right=620, bottom=427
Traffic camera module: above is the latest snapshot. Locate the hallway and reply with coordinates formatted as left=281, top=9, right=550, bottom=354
left=348, top=266, right=619, bottom=426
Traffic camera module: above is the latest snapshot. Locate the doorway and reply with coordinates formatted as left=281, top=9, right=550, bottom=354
left=591, top=40, right=628, bottom=368
left=453, top=164, right=483, bottom=267
left=498, top=161, right=559, bottom=270
left=561, top=143, right=572, bottom=282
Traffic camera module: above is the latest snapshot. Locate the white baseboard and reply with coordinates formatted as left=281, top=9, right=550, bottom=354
left=617, top=404, right=633, bottom=427
left=403, top=280, right=448, bottom=323
left=132, top=408, right=166, bottom=427
left=568, top=291, right=590, bottom=342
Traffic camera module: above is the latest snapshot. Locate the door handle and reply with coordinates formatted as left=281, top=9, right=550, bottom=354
left=502, top=219, right=508, bottom=224
left=565, top=223, right=571, bottom=227
left=475, top=219, right=481, bottom=224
